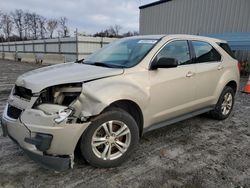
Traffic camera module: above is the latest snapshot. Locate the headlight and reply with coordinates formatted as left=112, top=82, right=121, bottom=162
left=54, top=108, right=73, bottom=123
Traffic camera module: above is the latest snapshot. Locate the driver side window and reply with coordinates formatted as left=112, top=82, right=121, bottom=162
left=156, top=40, right=192, bottom=65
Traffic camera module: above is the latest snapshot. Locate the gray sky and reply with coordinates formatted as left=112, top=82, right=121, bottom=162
left=1, top=0, right=154, bottom=35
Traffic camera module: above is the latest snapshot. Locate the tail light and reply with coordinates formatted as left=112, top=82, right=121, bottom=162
left=237, top=61, right=241, bottom=72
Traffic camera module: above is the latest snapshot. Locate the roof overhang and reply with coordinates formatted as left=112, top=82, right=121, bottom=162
left=202, top=32, right=250, bottom=51
left=139, top=0, right=172, bottom=9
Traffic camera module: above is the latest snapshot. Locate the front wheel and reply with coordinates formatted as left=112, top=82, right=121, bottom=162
left=80, top=108, right=139, bottom=168
left=210, top=86, right=235, bottom=120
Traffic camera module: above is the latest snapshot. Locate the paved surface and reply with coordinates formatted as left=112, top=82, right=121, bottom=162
left=0, top=60, right=250, bottom=188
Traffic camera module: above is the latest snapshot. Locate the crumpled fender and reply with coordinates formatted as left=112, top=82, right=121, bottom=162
left=70, top=75, right=150, bottom=118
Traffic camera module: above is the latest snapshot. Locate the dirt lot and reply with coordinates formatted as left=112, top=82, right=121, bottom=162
left=0, top=60, right=250, bottom=188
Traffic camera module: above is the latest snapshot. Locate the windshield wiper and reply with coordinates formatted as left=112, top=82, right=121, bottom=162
left=84, top=61, right=125, bottom=68
left=75, top=58, right=84, bottom=63
left=93, top=62, right=113, bottom=68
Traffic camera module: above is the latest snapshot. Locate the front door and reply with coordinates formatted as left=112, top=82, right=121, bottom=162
left=148, top=40, right=196, bottom=125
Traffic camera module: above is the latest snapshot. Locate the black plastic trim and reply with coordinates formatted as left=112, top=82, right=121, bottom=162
left=23, top=148, right=70, bottom=171
left=143, top=106, right=214, bottom=134
left=24, top=133, right=53, bottom=152
left=188, top=40, right=196, bottom=64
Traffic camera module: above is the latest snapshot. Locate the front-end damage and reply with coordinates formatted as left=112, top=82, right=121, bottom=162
left=2, top=82, right=98, bottom=171
left=1, top=63, right=126, bottom=170
left=32, top=82, right=106, bottom=123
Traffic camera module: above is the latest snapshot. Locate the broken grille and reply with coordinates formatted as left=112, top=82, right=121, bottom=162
left=7, top=105, right=22, bottom=119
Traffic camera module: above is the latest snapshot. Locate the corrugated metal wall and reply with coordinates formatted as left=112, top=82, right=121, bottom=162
left=140, top=0, right=250, bottom=35
left=139, top=0, right=250, bottom=61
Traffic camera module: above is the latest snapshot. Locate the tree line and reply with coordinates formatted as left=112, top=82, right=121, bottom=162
left=93, top=25, right=139, bottom=38
left=0, top=9, right=69, bottom=42
left=0, top=9, right=139, bottom=42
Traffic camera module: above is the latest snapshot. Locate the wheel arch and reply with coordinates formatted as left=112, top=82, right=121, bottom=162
left=106, top=99, right=144, bottom=137
left=225, top=80, right=237, bottom=94
left=213, top=66, right=239, bottom=104
left=74, top=99, right=144, bottom=157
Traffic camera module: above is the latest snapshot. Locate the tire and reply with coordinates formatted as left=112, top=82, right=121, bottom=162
left=80, top=108, right=139, bottom=168
left=210, top=86, right=235, bottom=120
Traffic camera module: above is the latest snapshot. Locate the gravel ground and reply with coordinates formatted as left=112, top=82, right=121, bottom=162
left=0, top=60, right=250, bottom=188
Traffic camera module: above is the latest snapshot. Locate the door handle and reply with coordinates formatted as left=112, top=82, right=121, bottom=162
left=186, top=71, right=195, bottom=77
left=217, top=65, right=224, bottom=70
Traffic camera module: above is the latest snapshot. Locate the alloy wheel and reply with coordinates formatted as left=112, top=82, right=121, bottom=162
left=91, top=120, right=131, bottom=160
left=221, top=92, right=233, bottom=116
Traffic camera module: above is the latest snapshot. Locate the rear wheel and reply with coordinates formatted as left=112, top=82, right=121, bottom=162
left=80, top=108, right=139, bottom=168
left=210, top=86, right=235, bottom=120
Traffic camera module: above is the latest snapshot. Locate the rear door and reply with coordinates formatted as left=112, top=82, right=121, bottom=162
left=191, top=40, right=223, bottom=108
left=148, top=40, right=196, bottom=125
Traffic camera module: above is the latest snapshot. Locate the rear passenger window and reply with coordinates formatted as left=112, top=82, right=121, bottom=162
left=192, top=41, right=221, bottom=63
left=156, top=40, right=191, bottom=65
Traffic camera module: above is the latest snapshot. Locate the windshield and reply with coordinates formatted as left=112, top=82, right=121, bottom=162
left=82, top=38, right=159, bottom=68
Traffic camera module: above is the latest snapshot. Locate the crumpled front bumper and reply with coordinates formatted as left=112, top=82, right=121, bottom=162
left=1, top=114, right=71, bottom=171
left=1, top=103, right=90, bottom=171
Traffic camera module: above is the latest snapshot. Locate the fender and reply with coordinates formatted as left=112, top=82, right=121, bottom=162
left=70, top=74, right=150, bottom=118
left=212, top=66, right=240, bottom=104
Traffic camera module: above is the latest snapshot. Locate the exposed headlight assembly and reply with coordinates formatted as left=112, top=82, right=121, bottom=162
left=54, top=108, right=73, bottom=124
left=34, top=83, right=82, bottom=107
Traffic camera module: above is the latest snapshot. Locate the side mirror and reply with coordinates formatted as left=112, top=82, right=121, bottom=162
left=152, top=57, right=178, bottom=69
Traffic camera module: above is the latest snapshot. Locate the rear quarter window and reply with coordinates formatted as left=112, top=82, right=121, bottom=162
left=218, top=43, right=236, bottom=59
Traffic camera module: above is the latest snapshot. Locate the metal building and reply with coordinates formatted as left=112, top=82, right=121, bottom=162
left=139, top=0, right=250, bottom=62
left=139, top=0, right=250, bottom=35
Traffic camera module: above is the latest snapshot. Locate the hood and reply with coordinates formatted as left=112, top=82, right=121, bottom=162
left=16, top=63, right=124, bottom=92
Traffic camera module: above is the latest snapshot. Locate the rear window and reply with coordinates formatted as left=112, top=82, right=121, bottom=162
left=218, top=43, right=236, bottom=59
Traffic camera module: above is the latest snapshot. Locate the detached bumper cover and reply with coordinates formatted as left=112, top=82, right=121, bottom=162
left=8, top=133, right=70, bottom=171
left=23, top=148, right=71, bottom=171
left=1, top=116, right=71, bottom=171
left=1, top=101, right=90, bottom=171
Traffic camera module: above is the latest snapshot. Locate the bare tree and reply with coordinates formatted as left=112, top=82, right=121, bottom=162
left=1, top=13, right=13, bottom=40
left=106, top=25, right=122, bottom=37
left=58, top=17, right=69, bottom=37
left=23, top=11, right=31, bottom=39
left=113, top=24, right=122, bottom=36
left=0, top=9, right=73, bottom=40
left=47, top=19, right=58, bottom=38
left=29, top=13, right=39, bottom=39
left=11, top=9, right=24, bottom=39
left=38, top=15, right=46, bottom=39
left=122, top=31, right=133, bottom=37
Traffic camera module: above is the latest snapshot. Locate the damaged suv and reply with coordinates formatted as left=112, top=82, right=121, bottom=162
left=1, top=35, right=239, bottom=171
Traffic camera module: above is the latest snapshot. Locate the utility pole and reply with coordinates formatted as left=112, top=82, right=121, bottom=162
left=75, top=28, right=79, bottom=61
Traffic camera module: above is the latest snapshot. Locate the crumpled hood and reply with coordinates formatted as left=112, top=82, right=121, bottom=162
left=15, top=63, right=124, bottom=93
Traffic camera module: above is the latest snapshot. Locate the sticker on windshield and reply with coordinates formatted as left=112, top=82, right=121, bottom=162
left=138, top=40, right=157, bottom=44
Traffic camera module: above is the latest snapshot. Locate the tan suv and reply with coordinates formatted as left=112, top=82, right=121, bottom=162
left=1, top=35, right=239, bottom=170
